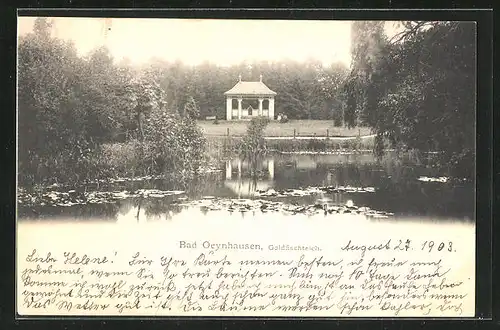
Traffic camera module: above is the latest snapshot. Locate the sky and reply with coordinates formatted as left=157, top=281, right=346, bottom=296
left=17, top=17, right=401, bottom=68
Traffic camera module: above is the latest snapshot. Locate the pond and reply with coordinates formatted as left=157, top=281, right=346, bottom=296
left=17, top=151, right=477, bottom=318
left=17, top=152, right=474, bottom=225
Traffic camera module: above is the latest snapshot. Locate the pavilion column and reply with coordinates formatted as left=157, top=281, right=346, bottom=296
left=225, top=160, right=232, bottom=179
left=226, top=97, right=232, bottom=120
left=237, top=98, right=242, bottom=120
left=258, top=98, right=263, bottom=117
left=269, top=97, right=275, bottom=120
left=268, top=159, right=274, bottom=179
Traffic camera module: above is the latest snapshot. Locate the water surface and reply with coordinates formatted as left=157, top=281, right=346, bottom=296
left=18, top=153, right=474, bottom=228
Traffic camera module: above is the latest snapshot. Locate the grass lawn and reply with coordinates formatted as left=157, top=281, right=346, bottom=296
left=197, top=120, right=372, bottom=137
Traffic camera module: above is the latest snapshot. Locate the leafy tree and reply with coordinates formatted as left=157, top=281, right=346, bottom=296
left=18, top=18, right=95, bottom=185
left=319, top=62, right=350, bottom=125
left=183, top=96, right=200, bottom=119
left=344, top=21, right=388, bottom=128
left=343, top=21, right=476, bottom=178
left=18, top=17, right=210, bottom=187
left=122, top=77, right=167, bottom=141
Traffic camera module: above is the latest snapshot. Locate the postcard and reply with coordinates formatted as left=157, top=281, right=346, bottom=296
left=16, top=16, right=476, bottom=317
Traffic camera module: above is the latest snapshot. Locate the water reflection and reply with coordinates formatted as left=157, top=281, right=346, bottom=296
left=225, top=158, right=275, bottom=198
left=17, top=152, right=474, bottom=223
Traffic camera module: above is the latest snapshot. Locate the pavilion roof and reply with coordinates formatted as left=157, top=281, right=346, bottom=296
left=224, top=81, right=277, bottom=96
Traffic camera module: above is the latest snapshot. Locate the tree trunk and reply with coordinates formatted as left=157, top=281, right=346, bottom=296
left=136, top=110, right=146, bottom=175
left=136, top=111, right=145, bottom=141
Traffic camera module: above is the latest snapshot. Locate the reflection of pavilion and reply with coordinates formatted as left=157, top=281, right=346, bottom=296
left=224, top=159, right=275, bottom=198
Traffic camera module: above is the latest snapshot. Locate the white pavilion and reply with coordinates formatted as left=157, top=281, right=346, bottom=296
left=224, top=75, right=277, bottom=120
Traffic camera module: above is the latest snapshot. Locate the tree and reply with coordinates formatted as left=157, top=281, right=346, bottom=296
left=33, top=17, right=53, bottom=39
left=183, top=96, right=200, bottom=119
left=18, top=17, right=209, bottom=187
left=343, top=21, right=476, bottom=178
left=273, top=60, right=326, bottom=119
left=319, top=62, right=350, bottom=125
left=344, top=21, right=388, bottom=128
left=122, top=77, right=167, bottom=141
left=18, top=18, right=93, bottom=185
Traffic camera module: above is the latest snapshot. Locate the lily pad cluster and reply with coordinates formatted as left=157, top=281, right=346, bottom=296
left=92, top=167, right=221, bottom=184
left=17, top=189, right=185, bottom=207
left=277, top=150, right=372, bottom=155
left=255, top=185, right=376, bottom=197
left=198, top=166, right=223, bottom=174
left=101, top=175, right=163, bottom=184
left=418, top=176, right=449, bottom=183
left=178, top=198, right=393, bottom=218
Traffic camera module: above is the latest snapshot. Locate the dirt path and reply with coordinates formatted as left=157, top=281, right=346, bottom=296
left=263, top=134, right=376, bottom=140
left=207, top=134, right=376, bottom=140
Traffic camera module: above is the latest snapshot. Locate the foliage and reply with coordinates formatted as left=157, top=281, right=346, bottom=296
left=278, top=114, right=289, bottom=123
left=142, top=59, right=349, bottom=121
left=142, top=108, right=207, bottom=179
left=240, top=118, right=270, bottom=167
left=343, top=21, right=476, bottom=178
left=18, top=18, right=112, bottom=186
left=344, top=21, right=388, bottom=128
left=183, top=96, right=200, bottom=119
left=18, top=18, right=207, bottom=188
left=120, top=76, right=168, bottom=141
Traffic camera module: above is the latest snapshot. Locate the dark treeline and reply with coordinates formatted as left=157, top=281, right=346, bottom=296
left=17, top=18, right=476, bottom=188
left=143, top=58, right=349, bottom=123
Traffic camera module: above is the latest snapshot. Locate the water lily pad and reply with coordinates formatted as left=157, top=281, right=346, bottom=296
left=371, top=214, right=389, bottom=219
left=255, top=185, right=376, bottom=198
left=148, top=194, right=166, bottom=198
left=176, top=197, right=393, bottom=219
left=18, top=187, right=186, bottom=207
left=135, top=189, right=185, bottom=197
left=418, top=176, right=449, bottom=183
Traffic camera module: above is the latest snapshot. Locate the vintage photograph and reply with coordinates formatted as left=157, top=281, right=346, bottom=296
left=16, top=16, right=477, bottom=317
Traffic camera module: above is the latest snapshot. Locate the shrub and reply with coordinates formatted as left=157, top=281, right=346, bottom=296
left=142, top=108, right=206, bottom=180
left=279, top=114, right=289, bottom=123
left=183, top=96, right=200, bottom=119
left=240, top=117, right=270, bottom=164
left=306, top=139, right=327, bottom=151
left=18, top=137, right=107, bottom=188
left=100, top=140, right=144, bottom=178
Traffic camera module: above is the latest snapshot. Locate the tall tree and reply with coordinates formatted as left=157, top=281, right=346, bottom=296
left=319, top=62, right=350, bottom=125
left=344, top=21, right=388, bottom=127
left=343, top=21, right=476, bottom=178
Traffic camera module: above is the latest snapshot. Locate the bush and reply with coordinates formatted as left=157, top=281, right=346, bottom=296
left=18, top=137, right=107, bottom=188
left=142, top=108, right=207, bottom=179
left=100, top=141, right=143, bottom=177
left=240, top=117, right=270, bottom=160
left=306, top=139, right=327, bottom=151
left=279, top=114, right=289, bottom=123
